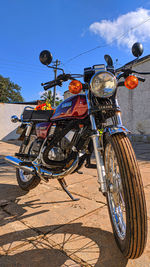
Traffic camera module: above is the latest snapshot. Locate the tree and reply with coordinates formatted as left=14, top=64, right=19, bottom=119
left=41, top=90, right=62, bottom=107
left=0, top=75, right=24, bottom=103
left=41, top=90, right=53, bottom=104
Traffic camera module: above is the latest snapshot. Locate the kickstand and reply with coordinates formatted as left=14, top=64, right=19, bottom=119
left=58, top=178, right=79, bottom=201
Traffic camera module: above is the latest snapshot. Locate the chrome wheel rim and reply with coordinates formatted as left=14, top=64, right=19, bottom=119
left=105, top=142, right=126, bottom=240
left=19, top=169, right=33, bottom=182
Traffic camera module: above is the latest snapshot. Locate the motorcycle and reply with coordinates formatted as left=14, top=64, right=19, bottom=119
left=5, top=42, right=149, bottom=259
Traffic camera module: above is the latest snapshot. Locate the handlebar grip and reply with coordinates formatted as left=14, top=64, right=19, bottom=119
left=44, top=80, right=59, bottom=90
left=137, top=76, right=145, bottom=82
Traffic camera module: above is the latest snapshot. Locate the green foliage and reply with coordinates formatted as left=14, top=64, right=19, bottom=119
left=41, top=90, right=63, bottom=107
left=55, top=97, right=63, bottom=106
left=41, top=90, right=53, bottom=104
left=0, top=75, right=24, bottom=103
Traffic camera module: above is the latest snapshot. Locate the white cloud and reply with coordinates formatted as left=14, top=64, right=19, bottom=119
left=89, top=8, right=150, bottom=48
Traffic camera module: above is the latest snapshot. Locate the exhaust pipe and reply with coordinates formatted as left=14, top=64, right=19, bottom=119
left=5, top=155, right=79, bottom=179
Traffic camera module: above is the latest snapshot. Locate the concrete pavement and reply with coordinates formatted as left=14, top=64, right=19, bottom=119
left=0, top=140, right=149, bottom=267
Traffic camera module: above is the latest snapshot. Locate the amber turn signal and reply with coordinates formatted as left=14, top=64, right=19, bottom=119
left=124, top=75, right=138, bottom=90
left=69, top=80, right=82, bottom=94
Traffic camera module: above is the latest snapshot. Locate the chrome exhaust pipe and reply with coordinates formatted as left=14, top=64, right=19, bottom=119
left=5, top=156, right=36, bottom=174
left=5, top=155, right=79, bottom=179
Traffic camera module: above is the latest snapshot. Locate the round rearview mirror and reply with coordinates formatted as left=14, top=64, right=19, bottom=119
left=39, top=50, right=53, bottom=65
left=104, top=54, right=113, bottom=67
left=11, top=115, right=19, bottom=123
left=132, top=42, right=143, bottom=58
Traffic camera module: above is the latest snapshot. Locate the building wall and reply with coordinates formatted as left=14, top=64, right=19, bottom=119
left=0, top=103, right=35, bottom=141
left=117, top=58, right=150, bottom=135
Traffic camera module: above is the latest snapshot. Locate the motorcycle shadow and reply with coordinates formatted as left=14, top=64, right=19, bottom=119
left=0, top=183, right=51, bottom=227
left=0, top=183, right=77, bottom=227
left=0, top=185, right=128, bottom=266
left=0, top=222, right=128, bottom=266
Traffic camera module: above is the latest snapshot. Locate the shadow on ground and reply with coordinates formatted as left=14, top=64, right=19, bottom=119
left=0, top=184, right=128, bottom=266
left=0, top=223, right=128, bottom=267
left=0, top=184, right=56, bottom=226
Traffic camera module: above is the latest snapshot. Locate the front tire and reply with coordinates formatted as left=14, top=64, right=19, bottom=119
left=104, top=133, right=147, bottom=259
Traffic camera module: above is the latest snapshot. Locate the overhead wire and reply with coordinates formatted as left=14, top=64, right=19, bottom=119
left=62, top=16, right=150, bottom=66
left=0, top=65, right=46, bottom=75
left=0, top=60, right=53, bottom=75
left=0, top=57, right=44, bottom=70
left=0, top=14, right=150, bottom=74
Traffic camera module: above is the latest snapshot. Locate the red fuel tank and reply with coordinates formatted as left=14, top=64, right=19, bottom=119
left=51, top=94, right=88, bottom=121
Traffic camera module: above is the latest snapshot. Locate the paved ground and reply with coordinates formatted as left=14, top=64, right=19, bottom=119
left=0, top=140, right=150, bottom=267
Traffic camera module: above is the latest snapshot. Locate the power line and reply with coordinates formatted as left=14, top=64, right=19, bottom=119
left=0, top=65, right=54, bottom=76
left=0, top=66, right=48, bottom=75
left=0, top=57, right=44, bottom=70
left=63, top=16, right=150, bottom=65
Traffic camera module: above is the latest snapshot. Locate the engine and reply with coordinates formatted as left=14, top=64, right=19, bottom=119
left=40, top=129, right=77, bottom=168
left=45, top=130, right=76, bottom=162
left=28, top=137, right=43, bottom=157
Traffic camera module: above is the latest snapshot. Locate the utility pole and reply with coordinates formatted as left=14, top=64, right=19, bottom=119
left=52, top=59, right=60, bottom=107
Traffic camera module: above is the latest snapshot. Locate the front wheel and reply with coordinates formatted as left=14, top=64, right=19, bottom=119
left=104, top=133, right=147, bottom=259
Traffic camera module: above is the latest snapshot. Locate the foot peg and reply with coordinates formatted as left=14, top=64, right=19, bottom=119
left=58, top=178, right=79, bottom=201
left=19, top=161, right=33, bottom=167
left=15, top=153, right=36, bottom=160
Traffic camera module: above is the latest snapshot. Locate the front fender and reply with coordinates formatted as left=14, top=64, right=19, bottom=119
left=103, top=125, right=129, bottom=136
left=101, top=125, right=129, bottom=146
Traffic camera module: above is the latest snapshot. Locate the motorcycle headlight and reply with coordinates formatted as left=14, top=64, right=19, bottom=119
left=90, top=71, right=117, bottom=98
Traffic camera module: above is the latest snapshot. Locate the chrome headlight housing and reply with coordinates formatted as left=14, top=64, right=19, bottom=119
left=90, top=71, right=117, bottom=98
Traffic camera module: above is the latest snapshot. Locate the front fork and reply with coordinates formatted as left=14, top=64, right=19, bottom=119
left=85, top=90, right=107, bottom=193
left=90, top=114, right=107, bottom=193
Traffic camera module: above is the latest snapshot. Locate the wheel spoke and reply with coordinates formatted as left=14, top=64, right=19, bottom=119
left=105, top=143, right=126, bottom=240
left=19, top=169, right=33, bottom=182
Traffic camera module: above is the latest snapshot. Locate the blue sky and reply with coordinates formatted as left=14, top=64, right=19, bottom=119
left=0, top=0, right=150, bottom=102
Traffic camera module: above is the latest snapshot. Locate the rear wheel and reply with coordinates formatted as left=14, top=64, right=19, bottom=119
left=16, top=139, right=40, bottom=191
left=104, top=133, right=147, bottom=259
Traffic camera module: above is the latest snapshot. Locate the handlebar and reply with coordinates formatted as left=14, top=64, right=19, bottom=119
left=41, top=67, right=149, bottom=90
left=117, top=68, right=148, bottom=84
left=137, top=76, right=145, bottom=82
left=43, top=80, right=62, bottom=90
left=41, top=73, right=84, bottom=90
left=41, top=74, right=72, bottom=90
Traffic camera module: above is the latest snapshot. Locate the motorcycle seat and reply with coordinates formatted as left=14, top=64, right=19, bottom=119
left=22, top=109, right=54, bottom=122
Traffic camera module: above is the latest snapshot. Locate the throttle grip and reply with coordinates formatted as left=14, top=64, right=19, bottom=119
left=44, top=80, right=59, bottom=90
